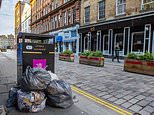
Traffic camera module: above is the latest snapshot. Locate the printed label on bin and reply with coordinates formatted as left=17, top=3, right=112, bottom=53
left=26, top=45, right=33, bottom=50
left=33, top=59, right=46, bottom=69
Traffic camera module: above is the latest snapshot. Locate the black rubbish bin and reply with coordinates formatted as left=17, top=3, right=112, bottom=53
left=17, top=32, right=55, bottom=84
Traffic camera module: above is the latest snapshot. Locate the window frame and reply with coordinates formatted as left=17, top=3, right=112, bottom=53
left=84, top=6, right=90, bottom=24
left=141, top=0, right=154, bottom=10
left=98, top=0, right=105, bottom=20
left=116, top=0, right=126, bottom=16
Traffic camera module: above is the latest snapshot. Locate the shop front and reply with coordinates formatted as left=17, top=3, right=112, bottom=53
left=50, top=25, right=79, bottom=54
left=79, top=12, right=154, bottom=57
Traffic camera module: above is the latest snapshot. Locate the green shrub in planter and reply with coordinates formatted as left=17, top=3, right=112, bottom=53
left=127, top=52, right=154, bottom=61
left=143, top=52, right=154, bottom=61
left=127, top=53, right=137, bottom=59
left=80, top=51, right=92, bottom=56
left=93, top=51, right=103, bottom=57
left=81, top=51, right=103, bottom=57
left=62, top=50, right=73, bottom=55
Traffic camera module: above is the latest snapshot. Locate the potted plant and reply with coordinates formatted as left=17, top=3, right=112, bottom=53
left=124, top=52, right=154, bottom=76
left=79, top=51, right=104, bottom=67
left=59, top=50, right=74, bottom=62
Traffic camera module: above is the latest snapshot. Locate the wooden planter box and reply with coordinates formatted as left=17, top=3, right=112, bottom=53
left=124, top=58, right=154, bottom=76
left=79, top=55, right=104, bottom=67
left=0, top=48, right=7, bottom=52
left=59, top=54, right=74, bottom=62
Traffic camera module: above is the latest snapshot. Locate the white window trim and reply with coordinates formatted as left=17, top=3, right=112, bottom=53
left=116, top=0, right=126, bottom=16
left=144, top=24, right=151, bottom=52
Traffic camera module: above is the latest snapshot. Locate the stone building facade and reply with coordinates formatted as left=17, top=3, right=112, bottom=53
left=21, top=2, right=31, bottom=33
left=79, top=0, right=154, bottom=57
left=15, top=1, right=24, bottom=38
left=0, top=34, right=15, bottom=49
left=30, top=0, right=80, bottom=54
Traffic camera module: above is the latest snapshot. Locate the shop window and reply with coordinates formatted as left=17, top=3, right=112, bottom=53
left=132, top=32, right=144, bottom=53
left=115, top=34, right=124, bottom=56
left=84, top=6, right=90, bottom=23
left=103, top=35, right=109, bottom=55
left=98, top=0, right=105, bottom=20
left=116, top=0, right=126, bottom=15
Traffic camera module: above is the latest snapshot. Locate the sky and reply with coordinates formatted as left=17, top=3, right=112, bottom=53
left=0, top=0, right=19, bottom=35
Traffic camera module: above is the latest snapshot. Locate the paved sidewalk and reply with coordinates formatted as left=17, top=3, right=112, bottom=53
left=55, top=56, right=154, bottom=115
left=1, top=50, right=154, bottom=114
left=0, top=51, right=121, bottom=115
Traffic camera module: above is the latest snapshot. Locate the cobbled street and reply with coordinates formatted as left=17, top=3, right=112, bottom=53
left=56, top=55, right=154, bottom=115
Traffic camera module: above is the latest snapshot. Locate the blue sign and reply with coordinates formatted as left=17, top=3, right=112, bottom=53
left=56, top=36, right=63, bottom=42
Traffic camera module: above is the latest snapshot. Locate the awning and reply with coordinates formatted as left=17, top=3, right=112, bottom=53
left=56, top=36, right=63, bottom=42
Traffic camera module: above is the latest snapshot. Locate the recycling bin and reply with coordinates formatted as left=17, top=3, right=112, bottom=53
left=17, top=32, right=55, bottom=83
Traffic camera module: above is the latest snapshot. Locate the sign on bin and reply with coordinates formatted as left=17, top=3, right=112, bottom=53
left=33, top=59, right=46, bottom=69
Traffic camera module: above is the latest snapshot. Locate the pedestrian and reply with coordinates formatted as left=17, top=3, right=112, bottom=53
left=112, top=44, right=120, bottom=63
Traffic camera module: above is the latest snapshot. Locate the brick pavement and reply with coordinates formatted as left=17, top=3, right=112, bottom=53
left=55, top=56, right=154, bottom=115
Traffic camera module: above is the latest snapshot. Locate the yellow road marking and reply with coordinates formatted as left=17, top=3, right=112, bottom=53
left=71, top=86, right=133, bottom=115
left=49, top=52, right=55, bottom=54
left=23, top=51, right=42, bottom=54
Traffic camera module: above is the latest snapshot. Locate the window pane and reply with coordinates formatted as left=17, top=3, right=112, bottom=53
left=117, top=0, right=126, bottom=14
left=133, top=33, right=144, bottom=52
left=99, top=0, right=105, bottom=19
left=85, top=6, right=90, bottom=23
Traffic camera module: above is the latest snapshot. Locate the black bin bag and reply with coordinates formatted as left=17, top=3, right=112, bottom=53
left=6, top=87, right=20, bottom=108
left=46, top=80, right=73, bottom=108
left=19, top=66, right=51, bottom=91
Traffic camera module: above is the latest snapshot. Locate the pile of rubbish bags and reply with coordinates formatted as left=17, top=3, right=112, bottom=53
left=6, top=66, right=73, bottom=113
